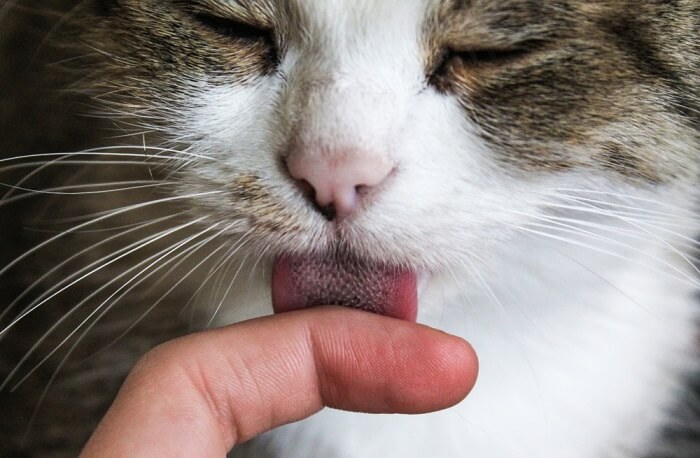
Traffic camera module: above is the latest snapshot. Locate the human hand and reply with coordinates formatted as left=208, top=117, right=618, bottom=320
left=81, top=307, right=478, bottom=457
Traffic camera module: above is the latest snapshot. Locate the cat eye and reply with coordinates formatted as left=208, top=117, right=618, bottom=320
left=192, top=12, right=274, bottom=45
left=188, top=11, right=280, bottom=69
left=437, top=46, right=530, bottom=71
left=429, top=45, right=532, bottom=87
left=450, top=47, right=531, bottom=66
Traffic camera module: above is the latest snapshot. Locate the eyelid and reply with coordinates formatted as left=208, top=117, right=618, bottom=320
left=192, top=11, right=273, bottom=42
left=177, top=0, right=273, bottom=30
left=427, top=40, right=542, bottom=89
left=448, top=46, right=530, bottom=64
left=448, top=37, right=548, bottom=64
left=446, top=37, right=545, bottom=53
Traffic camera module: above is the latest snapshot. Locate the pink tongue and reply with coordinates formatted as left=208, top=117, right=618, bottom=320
left=272, top=254, right=418, bottom=322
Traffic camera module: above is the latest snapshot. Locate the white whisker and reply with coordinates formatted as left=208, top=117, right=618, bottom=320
left=552, top=188, right=699, bottom=218
left=545, top=194, right=700, bottom=275
left=0, top=216, right=207, bottom=338
left=206, top=252, right=250, bottom=328
left=0, top=180, right=171, bottom=197
left=179, top=228, right=256, bottom=319
left=0, top=191, right=223, bottom=280
left=513, top=225, right=699, bottom=288
left=0, top=214, right=178, bottom=324
left=89, top=223, right=241, bottom=359
left=4, top=219, right=213, bottom=391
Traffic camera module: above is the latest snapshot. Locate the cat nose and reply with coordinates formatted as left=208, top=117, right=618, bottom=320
left=286, top=149, right=394, bottom=221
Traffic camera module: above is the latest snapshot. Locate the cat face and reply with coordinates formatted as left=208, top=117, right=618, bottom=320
left=82, top=0, right=699, bottom=277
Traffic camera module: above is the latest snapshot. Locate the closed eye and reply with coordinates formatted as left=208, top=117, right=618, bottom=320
left=428, top=44, right=536, bottom=89
left=435, top=46, right=532, bottom=75
left=449, top=47, right=530, bottom=66
left=192, top=13, right=273, bottom=44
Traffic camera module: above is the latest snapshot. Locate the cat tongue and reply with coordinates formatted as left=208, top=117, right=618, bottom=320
left=272, top=254, right=418, bottom=321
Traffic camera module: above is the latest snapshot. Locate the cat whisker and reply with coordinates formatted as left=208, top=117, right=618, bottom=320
left=0, top=216, right=207, bottom=340
left=73, top=243, right=229, bottom=367
left=550, top=191, right=700, bottom=225
left=0, top=190, right=222, bottom=280
left=545, top=206, right=700, bottom=233
left=45, top=145, right=205, bottom=160
left=0, top=160, right=164, bottom=175
left=512, top=224, right=699, bottom=289
left=460, top=250, right=546, bottom=341
left=526, top=210, right=700, bottom=256
left=205, top=236, right=255, bottom=323
left=179, top=228, right=256, bottom=320
left=45, top=51, right=103, bottom=69
left=12, top=223, right=221, bottom=439
left=459, top=257, right=509, bottom=319
left=548, top=246, right=653, bottom=315
left=26, top=219, right=175, bottom=235
left=245, top=242, right=273, bottom=293
left=103, top=223, right=242, bottom=353
left=532, top=199, right=700, bottom=246
left=0, top=214, right=178, bottom=324
left=508, top=205, right=700, bottom=272
left=206, top=252, right=251, bottom=329
left=539, top=198, right=698, bottom=227
left=1, top=150, right=149, bottom=201
left=10, top=216, right=190, bottom=313
left=24, top=201, right=175, bottom=226
left=28, top=0, right=87, bottom=66
left=205, top=236, right=272, bottom=328
left=0, top=179, right=171, bottom=207
left=4, top=219, right=214, bottom=392
left=0, top=0, right=71, bottom=28
left=0, top=180, right=172, bottom=198
left=540, top=196, right=700, bottom=274
left=56, top=224, right=223, bottom=362
left=456, top=256, right=549, bottom=421
left=550, top=188, right=699, bottom=218
left=0, top=149, right=186, bottom=162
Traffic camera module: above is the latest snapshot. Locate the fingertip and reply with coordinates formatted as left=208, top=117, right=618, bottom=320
left=379, top=323, right=479, bottom=413
left=308, top=309, right=479, bottom=414
left=422, top=331, right=479, bottom=408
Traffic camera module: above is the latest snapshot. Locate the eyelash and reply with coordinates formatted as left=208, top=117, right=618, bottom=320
left=193, top=13, right=270, bottom=41
left=190, top=10, right=530, bottom=82
left=191, top=12, right=280, bottom=65
left=428, top=46, right=531, bottom=88
left=448, top=47, right=530, bottom=65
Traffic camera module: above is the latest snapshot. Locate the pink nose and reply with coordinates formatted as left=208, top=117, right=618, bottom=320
left=286, top=149, right=394, bottom=220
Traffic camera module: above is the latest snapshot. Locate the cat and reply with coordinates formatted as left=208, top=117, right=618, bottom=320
left=1, top=0, right=699, bottom=456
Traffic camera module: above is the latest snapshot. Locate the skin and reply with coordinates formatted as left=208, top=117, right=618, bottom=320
left=81, top=307, right=478, bottom=457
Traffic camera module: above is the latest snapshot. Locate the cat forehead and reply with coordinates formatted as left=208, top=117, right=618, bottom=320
left=259, top=0, right=435, bottom=35
left=292, top=0, right=433, bottom=20
left=228, top=0, right=435, bottom=18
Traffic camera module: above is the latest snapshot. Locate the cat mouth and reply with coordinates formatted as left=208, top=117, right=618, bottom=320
left=271, top=252, right=418, bottom=321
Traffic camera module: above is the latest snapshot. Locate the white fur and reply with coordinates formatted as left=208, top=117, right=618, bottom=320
left=162, top=1, right=698, bottom=456
left=224, top=200, right=699, bottom=457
